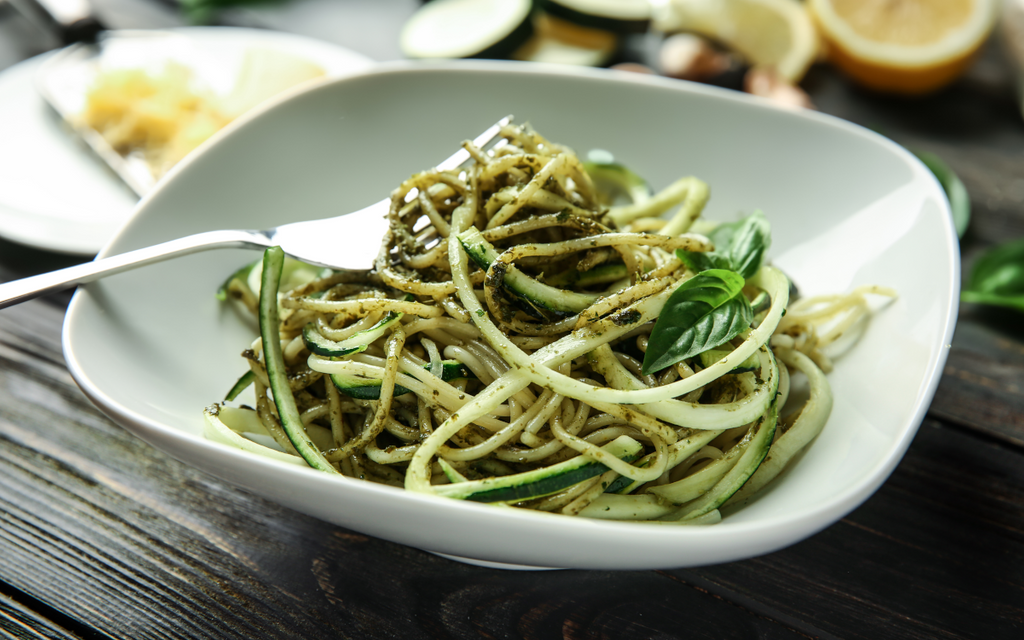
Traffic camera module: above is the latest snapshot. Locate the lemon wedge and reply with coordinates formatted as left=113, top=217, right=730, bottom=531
left=808, top=0, right=999, bottom=94
left=653, top=0, right=819, bottom=82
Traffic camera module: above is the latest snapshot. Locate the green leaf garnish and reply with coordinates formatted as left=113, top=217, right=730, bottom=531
left=641, top=269, right=753, bottom=375
left=180, top=0, right=289, bottom=25
left=914, top=151, right=969, bottom=238
left=961, top=237, right=1024, bottom=313
left=678, top=211, right=771, bottom=279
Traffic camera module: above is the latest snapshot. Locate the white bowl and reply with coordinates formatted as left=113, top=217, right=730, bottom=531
left=63, top=61, right=958, bottom=570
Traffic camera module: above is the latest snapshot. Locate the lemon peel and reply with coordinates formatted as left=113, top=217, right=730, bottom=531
left=808, top=0, right=999, bottom=94
left=653, top=0, right=819, bottom=82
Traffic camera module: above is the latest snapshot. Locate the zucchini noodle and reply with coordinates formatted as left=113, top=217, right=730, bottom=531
left=206, top=122, right=895, bottom=524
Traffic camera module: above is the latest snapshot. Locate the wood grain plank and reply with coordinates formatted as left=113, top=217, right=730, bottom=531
left=1, top=294, right=1023, bottom=639
left=931, top=317, right=1024, bottom=447
left=679, top=420, right=1024, bottom=640
left=0, top=591, right=91, bottom=640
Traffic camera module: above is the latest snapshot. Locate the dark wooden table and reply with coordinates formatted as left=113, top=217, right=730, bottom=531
left=2, top=2, right=1023, bottom=638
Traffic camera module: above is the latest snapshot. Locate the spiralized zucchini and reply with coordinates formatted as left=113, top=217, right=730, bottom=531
left=206, top=122, right=895, bottom=524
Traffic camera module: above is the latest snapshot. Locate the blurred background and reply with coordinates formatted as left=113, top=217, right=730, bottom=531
left=0, top=3, right=1022, bottom=638
left=1, top=0, right=1021, bottom=315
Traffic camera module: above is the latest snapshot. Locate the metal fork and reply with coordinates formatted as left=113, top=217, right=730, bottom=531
left=0, top=116, right=512, bottom=310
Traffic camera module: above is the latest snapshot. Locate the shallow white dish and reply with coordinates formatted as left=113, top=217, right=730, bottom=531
left=63, top=61, right=958, bottom=570
left=0, top=27, right=372, bottom=255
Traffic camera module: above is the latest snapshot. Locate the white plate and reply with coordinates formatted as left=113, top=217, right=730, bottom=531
left=0, top=27, right=372, bottom=256
left=63, top=61, right=958, bottom=570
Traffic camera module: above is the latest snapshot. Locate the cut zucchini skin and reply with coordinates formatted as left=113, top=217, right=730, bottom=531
left=330, top=361, right=474, bottom=400
left=539, top=0, right=651, bottom=34
left=671, top=398, right=779, bottom=519
left=458, top=227, right=599, bottom=314
left=544, top=262, right=628, bottom=288
left=259, top=247, right=338, bottom=474
left=604, top=464, right=644, bottom=493
left=401, top=0, right=535, bottom=60
left=224, top=369, right=256, bottom=402
left=750, top=291, right=771, bottom=316
left=302, top=311, right=404, bottom=358
left=698, top=348, right=760, bottom=374
left=433, top=435, right=643, bottom=502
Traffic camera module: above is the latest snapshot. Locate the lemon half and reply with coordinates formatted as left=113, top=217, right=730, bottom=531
left=654, top=0, right=819, bottom=82
left=808, top=0, right=999, bottom=94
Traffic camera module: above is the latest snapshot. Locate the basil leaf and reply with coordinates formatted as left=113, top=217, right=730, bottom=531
left=914, top=151, right=970, bottom=238
left=676, top=250, right=733, bottom=274
left=641, top=270, right=753, bottom=375
left=961, top=237, right=1024, bottom=312
left=726, top=211, right=772, bottom=279
left=676, top=211, right=771, bottom=280
left=708, top=219, right=737, bottom=251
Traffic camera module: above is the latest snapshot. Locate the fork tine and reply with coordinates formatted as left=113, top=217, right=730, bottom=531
left=436, top=115, right=513, bottom=172
left=264, top=116, right=516, bottom=271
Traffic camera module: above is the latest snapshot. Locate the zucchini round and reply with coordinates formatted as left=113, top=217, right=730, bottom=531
left=401, top=0, right=535, bottom=60
left=539, top=0, right=651, bottom=34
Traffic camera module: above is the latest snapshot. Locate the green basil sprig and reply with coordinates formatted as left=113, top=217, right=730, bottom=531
left=641, top=269, right=753, bottom=375
left=914, top=151, right=969, bottom=238
left=181, top=0, right=288, bottom=24
left=961, top=237, right=1024, bottom=313
left=678, top=211, right=771, bottom=279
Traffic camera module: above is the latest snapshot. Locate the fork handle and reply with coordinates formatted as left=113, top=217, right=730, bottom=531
left=0, top=229, right=268, bottom=309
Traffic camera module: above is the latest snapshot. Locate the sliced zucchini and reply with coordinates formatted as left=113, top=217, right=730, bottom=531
left=698, top=348, right=760, bottom=374
left=540, top=0, right=651, bottom=34
left=457, top=227, right=600, bottom=314
left=750, top=290, right=773, bottom=326
left=203, top=404, right=306, bottom=466
left=577, top=493, right=675, bottom=520
left=224, top=369, right=256, bottom=402
left=438, top=458, right=470, bottom=484
left=750, top=290, right=771, bottom=316
left=433, top=435, right=644, bottom=502
left=544, top=262, right=628, bottom=288
left=604, top=459, right=647, bottom=493
left=401, top=0, right=534, bottom=60
left=258, top=246, right=338, bottom=474
left=330, top=360, right=474, bottom=400
left=646, top=447, right=739, bottom=505
left=514, top=12, right=618, bottom=67
left=246, top=255, right=328, bottom=299
left=667, top=398, right=779, bottom=519
left=302, top=311, right=404, bottom=358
